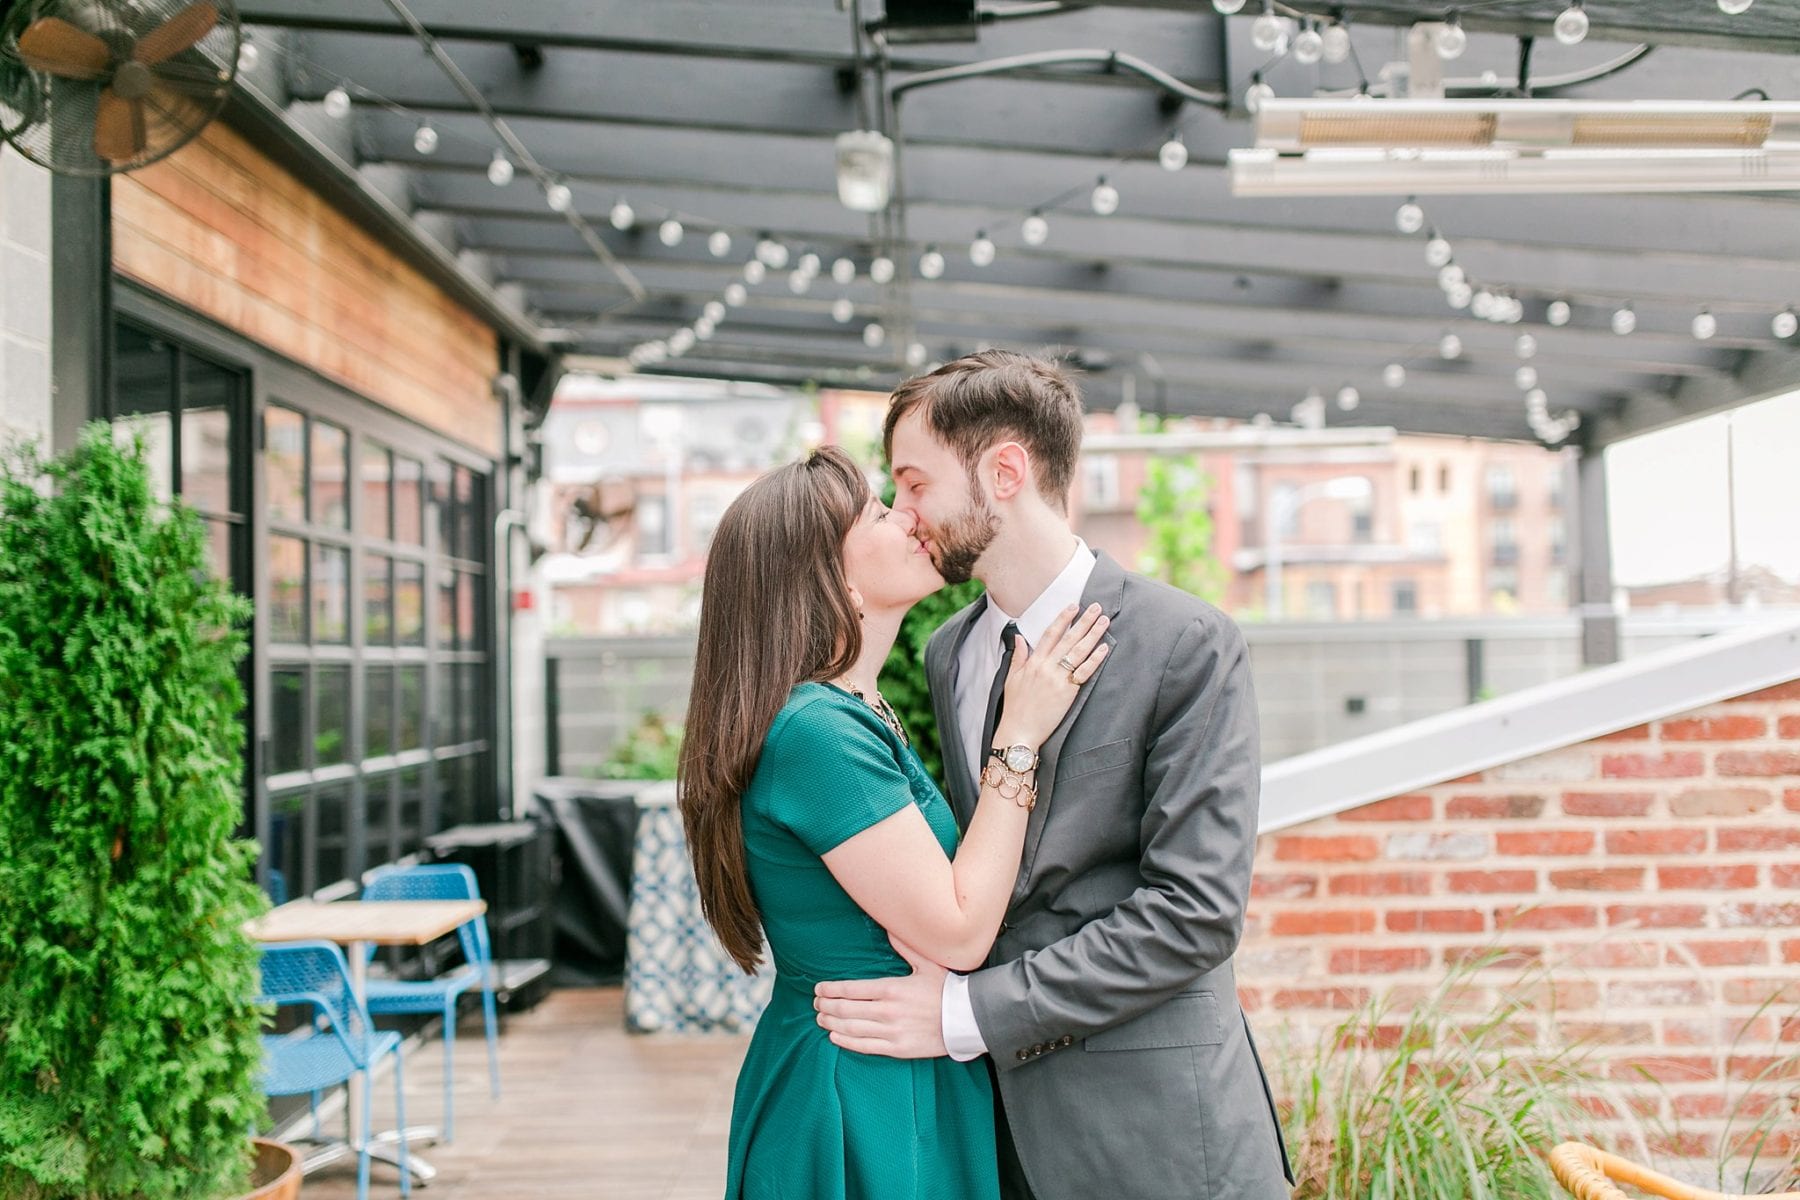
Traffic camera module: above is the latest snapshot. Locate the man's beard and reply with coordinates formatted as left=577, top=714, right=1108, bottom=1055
left=925, top=492, right=1000, bottom=585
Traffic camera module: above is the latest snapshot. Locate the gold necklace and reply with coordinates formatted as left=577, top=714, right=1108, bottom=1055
left=845, top=683, right=910, bottom=746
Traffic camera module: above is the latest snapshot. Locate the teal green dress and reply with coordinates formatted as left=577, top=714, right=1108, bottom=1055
left=724, top=682, right=999, bottom=1200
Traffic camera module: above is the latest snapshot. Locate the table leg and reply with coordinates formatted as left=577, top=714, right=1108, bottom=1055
left=347, top=938, right=441, bottom=1188
left=347, top=939, right=369, bottom=1152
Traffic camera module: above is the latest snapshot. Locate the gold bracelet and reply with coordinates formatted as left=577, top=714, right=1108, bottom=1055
left=980, top=761, right=1038, bottom=811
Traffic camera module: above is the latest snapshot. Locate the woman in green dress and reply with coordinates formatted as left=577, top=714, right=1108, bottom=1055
left=679, top=447, right=1109, bottom=1200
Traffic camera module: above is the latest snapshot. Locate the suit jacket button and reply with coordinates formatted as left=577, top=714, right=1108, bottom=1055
left=1059, top=1035, right=1073, bottom=1048
left=1016, top=1049, right=1030, bottom=1062
left=1031, top=1043, right=1045, bottom=1055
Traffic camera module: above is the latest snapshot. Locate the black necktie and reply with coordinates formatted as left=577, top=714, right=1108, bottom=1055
left=980, top=622, right=1021, bottom=765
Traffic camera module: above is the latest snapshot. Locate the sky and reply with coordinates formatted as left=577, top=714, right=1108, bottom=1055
left=1606, top=388, right=1800, bottom=588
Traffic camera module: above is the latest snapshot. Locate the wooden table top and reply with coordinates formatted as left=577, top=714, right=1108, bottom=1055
left=246, top=899, right=486, bottom=947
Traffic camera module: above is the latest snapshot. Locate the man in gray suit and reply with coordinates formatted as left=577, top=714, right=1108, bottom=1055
left=814, top=351, right=1292, bottom=1199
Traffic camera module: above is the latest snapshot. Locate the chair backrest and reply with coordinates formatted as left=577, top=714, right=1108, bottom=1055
left=363, top=864, right=492, bottom=968
left=257, top=940, right=376, bottom=1061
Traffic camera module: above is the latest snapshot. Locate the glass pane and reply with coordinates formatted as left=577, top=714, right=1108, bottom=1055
left=362, top=441, right=391, bottom=541
left=366, top=772, right=396, bottom=867
left=394, top=560, right=425, bottom=646
left=315, top=665, right=349, bottom=767
left=366, top=665, right=393, bottom=759
left=364, top=554, right=392, bottom=645
left=432, top=460, right=454, bottom=552
left=439, top=754, right=478, bottom=831
left=265, top=406, right=305, bottom=525
left=203, top=517, right=236, bottom=583
left=436, top=567, right=457, bottom=650
left=453, top=465, right=475, bottom=559
left=433, top=661, right=456, bottom=746
left=397, top=766, right=425, bottom=859
left=181, top=404, right=233, bottom=514
left=268, top=789, right=308, bottom=898
left=270, top=667, right=306, bottom=775
left=316, top=783, right=350, bottom=891
left=456, top=571, right=478, bottom=649
left=268, top=535, right=307, bottom=644
left=312, top=420, right=349, bottom=529
left=114, top=324, right=173, bottom=417
left=313, top=544, right=349, bottom=644
left=458, top=663, right=481, bottom=744
left=396, top=666, right=424, bottom=751
left=392, top=456, right=423, bottom=546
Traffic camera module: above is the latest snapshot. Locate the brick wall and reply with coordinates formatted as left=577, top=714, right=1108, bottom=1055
left=1242, top=680, right=1800, bottom=1160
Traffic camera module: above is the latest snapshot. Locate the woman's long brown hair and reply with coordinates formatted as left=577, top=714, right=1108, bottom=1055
left=678, top=446, right=871, bottom=973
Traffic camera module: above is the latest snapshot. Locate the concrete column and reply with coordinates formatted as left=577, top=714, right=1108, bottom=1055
left=1574, top=446, right=1620, bottom=666
left=0, top=152, right=52, bottom=449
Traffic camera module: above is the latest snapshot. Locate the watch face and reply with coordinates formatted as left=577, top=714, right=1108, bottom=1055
left=1004, top=745, right=1036, bottom=772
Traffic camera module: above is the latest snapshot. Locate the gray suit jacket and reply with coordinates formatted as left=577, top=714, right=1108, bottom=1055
left=926, top=552, right=1292, bottom=1200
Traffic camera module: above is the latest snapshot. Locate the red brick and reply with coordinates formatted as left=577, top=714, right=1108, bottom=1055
left=1602, top=751, right=1705, bottom=779
left=1339, top=794, right=1434, bottom=822
left=1550, top=867, right=1644, bottom=892
left=1444, top=944, right=1542, bottom=970
left=1673, top=1093, right=1729, bottom=1120
left=1721, top=902, right=1800, bottom=928
left=1569, top=941, right=1660, bottom=969
left=1656, top=865, right=1758, bottom=890
left=1496, top=830, right=1595, bottom=856
left=1561, top=1020, right=1655, bottom=1045
left=1326, top=871, right=1432, bottom=897
left=1717, top=749, right=1800, bottom=777
left=1669, top=787, right=1772, bottom=818
left=1779, top=715, right=1800, bottom=739
left=1595, top=724, right=1652, bottom=742
left=1607, top=979, right=1709, bottom=1007
left=1726, top=681, right=1800, bottom=703
left=1495, top=904, right=1597, bottom=931
left=1776, top=864, right=1800, bottom=889
left=1605, top=829, right=1706, bottom=855
left=1561, top=791, right=1654, bottom=818
left=1273, top=835, right=1381, bottom=862
left=1251, top=872, right=1319, bottom=900
left=1446, top=869, right=1538, bottom=894
left=1271, top=910, right=1375, bottom=936
left=1660, top=715, right=1767, bottom=741
left=1783, top=939, right=1800, bottom=964
left=1445, top=794, right=1545, bottom=820
left=1788, top=788, right=1800, bottom=813
left=1606, top=904, right=1709, bottom=929
left=1727, top=1055, right=1784, bottom=1081
left=1717, top=827, right=1800, bottom=852
left=1388, top=908, right=1486, bottom=934
left=1271, top=986, right=1367, bottom=1010
left=1724, top=979, right=1799, bottom=1005
left=1328, top=947, right=1431, bottom=974
left=1669, top=940, right=1768, bottom=968
left=1647, top=1133, right=1715, bottom=1158
left=1609, top=1056, right=1719, bottom=1082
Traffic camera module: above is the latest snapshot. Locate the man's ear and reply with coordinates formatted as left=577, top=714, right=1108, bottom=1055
left=989, top=441, right=1032, bottom=502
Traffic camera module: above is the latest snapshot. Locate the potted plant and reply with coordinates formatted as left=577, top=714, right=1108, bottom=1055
left=0, top=425, right=294, bottom=1199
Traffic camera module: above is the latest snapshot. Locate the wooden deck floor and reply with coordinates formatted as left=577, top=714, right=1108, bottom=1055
left=297, top=988, right=749, bottom=1200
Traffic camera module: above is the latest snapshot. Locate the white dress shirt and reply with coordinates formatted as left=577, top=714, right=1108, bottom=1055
left=942, top=538, right=1097, bottom=1061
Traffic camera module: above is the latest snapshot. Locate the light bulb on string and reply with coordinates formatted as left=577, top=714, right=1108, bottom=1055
left=831, top=257, right=856, bottom=285
left=918, top=246, right=946, bottom=279
left=743, top=259, right=766, bottom=285
left=1471, top=290, right=1495, bottom=320
left=1158, top=132, right=1188, bottom=172
left=1021, top=212, right=1049, bottom=246
left=1526, top=388, right=1548, bottom=414
left=1691, top=309, right=1717, bottom=340
left=1433, top=12, right=1467, bottom=60
left=1775, top=307, right=1799, bottom=339
left=906, top=342, right=929, bottom=368
left=708, top=230, right=732, bottom=257
left=237, top=37, right=259, bottom=72
left=1396, top=197, right=1425, bottom=234
left=1447, top=282, right=1473, bottom=309
left=1245, top=74, right=1275, bottom=114
left=1293, top=22, right=1324, bottom=63
left=1718, top=0, right=1753, bottom=13
left=668, top=328, right=696, bottom=356
left=723, top=283, right=747, bottom=306
left=1336, top=385, right=1360, bottom=411
left=869, top=255, right=896, bottom=284
left=1547, top=299, right=1572, bottom=326
left=1611, top=303, right=1636, bottom=335
left=831, top=297, right=854, bottom=324
left=1437, top=265, right=1466, bottom=293
left=545, top=181, right=572, bottom=213
left=862, top=322, right=886, bottom=349
left=1516, top=333, right=1537, bottom=359
left=694, top=317, right=715, bottom=340
left=1515, top=366, right=1539, bottom=390
left=1383, top=363, right=1406, bottom=388
left=969, top=232, right=996, bottom=267
left=609, top=199, right=634, bottom=230
left=658, top=218, right=684, bottom=247
left=1250, top=5, right=1286, bottom=51
left=756, top=236, right=789, bottom=268
left=1090, top=177, right=1120, bottom=216
left=411, top=123, right=438, bottom=155
left=788, top=270, right=812, bottom=294
left=1439, top=333, right=1463, bottom=360
left=1321, top=22, right=1351, bottom=62
left=702, top=301, right=726, bottom=324
left=323, top=84, right=351, bottom=118
left=1425, top=234, right=1453, bottom=268
left=797, top=252, right=822, bottom=277
left=1553, top=1, right=1588, bottom=45
left=1212, top=0, right=1246, bottom=12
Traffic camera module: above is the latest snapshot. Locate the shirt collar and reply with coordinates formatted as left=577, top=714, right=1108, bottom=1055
left=976, top=539, right=1097, bottom=649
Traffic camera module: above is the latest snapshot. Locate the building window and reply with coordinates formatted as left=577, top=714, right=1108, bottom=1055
left=1392, top=579, right=1418, bottom=615
left=1490, top=566, right=1520, bottom=605
left=1409, top=465, right=1422, bottom=494
left=1273, top=482, right=1301, bottom=538
left=1304, top=581, right=1337, bottom=620
left=1486, top=463, right=1518, bottom=510
left=1491, top=516, right=1519, bottom=566
left=1081, top=453, right=1121, bottom=510
left=636, top=493, right=672, bottom=560
left=1350, top=481, right=1374, bottom=543
left=1548, top=515, right=1566, bottom=566
left=1438, top=464, right=1451, bottom=493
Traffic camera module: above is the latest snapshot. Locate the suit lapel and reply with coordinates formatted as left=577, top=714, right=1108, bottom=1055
left=926, top=594, right=987, bottom=828
left=1014, top=552, right=1128, bottom=893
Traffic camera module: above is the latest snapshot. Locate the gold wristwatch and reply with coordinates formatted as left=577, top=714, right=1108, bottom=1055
left=981, top=743, right=1040, bottom=810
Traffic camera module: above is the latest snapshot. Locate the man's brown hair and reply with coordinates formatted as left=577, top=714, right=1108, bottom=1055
left=882, top=350, right=1084, bottom=510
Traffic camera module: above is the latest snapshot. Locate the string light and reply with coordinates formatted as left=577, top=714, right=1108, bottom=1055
left=1321, top=22, right=1351, bottom=63
left=702, top=301, right=726, bottom=324
left=1158, top=132, right=1188, bottom=172
left=1446, top=282, right=1472, bottom=309
left=832, top=297, right=855, bottom=323
left=969, top=232, right=996, bottom=267
left=323, top=84, right=351, bottom=118
left=1718, top=0, right=1753, bottom=13
left=1022, top=212, right=1049, bottom=246
left=1396, top=197, right=1425, bottom=234
left=609, top=199, right=634, bottom=230
left=1293, top=21, right=1324, bottom=64
left=658, top=218, right=684, bottom=247
left=1212, top=0, right=1246, bottom=12
left=788, top=270, right=812, bottom=294
left=1515, top=366, right=1538, bottom=390
left=1245, top=73, right=1275, bottom=114
left=1336, top=385, right=1361, bottom=411
left=1553, top=1, right=1588, bottom=45
left=545, top=181, right=572, bottom=213
left=869, top=255, right=895, bottom=284
left=1424, top=234, right=1453, bottom=268
left=694, top=317, right=715, bottom=340
left=918, top=246, right=946, bottom=279
left=1546, top=299, right=1572, bottom=326
left=862, top=322, right=886, bottom=348
left=831, top=257, right=856, bottom=285
left=1383, top=363, right=1406, bottom=388
left=1251, top=4, right=1290, bottom=52
left=1433, top=12, right=1468, bottom=60
left=743, top=259, right=767, bottom=285
left=1090, top=177, right=1120, bottom=216
left=797, top=252, right=822, bottom=277
left=1775, top=307, right=1799, bottom=338
left=1691, top=309, right=1717, bottom=340
left=668, top=328, right=696, bottom=355
left=1439, top=333, right=1463, bottom=359
left=755, top=236, right=789, bottom=269
left=487, top=149, right=514, bottom=186
left=723, top=283, right=747, bottom=306
left=412, top=123, right=438, bottom=155
left=1437, top=263, right=1465, bottom=291
left=708, top=230, right=732, bottom=257
left=1516, top=333, right=1538, bottom=359
left=1611, top=303, right=1636, bottom=335
left=237, top=36, right=259, bottom=73
left=906, top=342, right=929, bottom=368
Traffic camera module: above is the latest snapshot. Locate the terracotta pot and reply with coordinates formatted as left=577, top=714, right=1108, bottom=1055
left=238, top=1138, right=302, bottom=1200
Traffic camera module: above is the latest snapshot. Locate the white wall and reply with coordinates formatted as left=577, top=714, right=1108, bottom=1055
left=0, top=152, right=51, bottom=447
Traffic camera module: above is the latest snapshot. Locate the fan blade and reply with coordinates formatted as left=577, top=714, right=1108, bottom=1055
left=17, top=17, right=111, bottom=79
left=134, top=1, right=218, bottom=65
left=94, top=88, right=147, bottom=161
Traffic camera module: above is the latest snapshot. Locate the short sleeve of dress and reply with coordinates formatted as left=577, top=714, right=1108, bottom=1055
left=757, top=694, right=916, bottom=857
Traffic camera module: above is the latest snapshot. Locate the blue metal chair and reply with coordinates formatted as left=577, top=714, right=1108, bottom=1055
left=257, top=940, right=411, bottom=1200
left=361, top=864, right=501, bottom=1142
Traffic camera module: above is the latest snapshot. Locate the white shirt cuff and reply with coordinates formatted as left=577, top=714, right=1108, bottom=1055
left=941, top=971, right=989, bottom=1061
